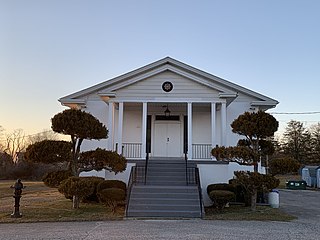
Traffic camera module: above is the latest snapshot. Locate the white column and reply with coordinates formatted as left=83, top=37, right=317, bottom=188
left=108, top=102, right=114, bottom=150
left=187, top=102, right=193, bottom=159
left=117, top=102, right=124, bottom=155
left=211, top=102, right=216, bottom=148
left=141, top=102, right=147, bottom=159
left=221, top=102, right=227, bottom=146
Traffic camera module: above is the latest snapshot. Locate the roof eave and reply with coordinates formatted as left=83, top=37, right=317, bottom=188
left=59, top=98, right=86, bottom=109
left=251, top=100, right=279, bottom=110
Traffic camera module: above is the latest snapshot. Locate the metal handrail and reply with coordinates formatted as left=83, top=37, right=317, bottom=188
left=195, top=167, right=205, bottom=218
left=145, top=152, right=149, bottom=184
left=185, top=153, right=188, bottom=185
left=186, top=165, right=205, bottom=218
left=125, top=165, right=147, bottom=216
left=125, top=166, right=135, bottom=216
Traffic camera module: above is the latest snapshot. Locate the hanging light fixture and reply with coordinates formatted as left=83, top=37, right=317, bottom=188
left=164, top=104, right=171, bottom=117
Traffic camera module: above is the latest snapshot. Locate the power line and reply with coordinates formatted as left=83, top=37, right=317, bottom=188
left=270, top=111, right=320, bottom=115
left=277, top=120, right=319, bottom=123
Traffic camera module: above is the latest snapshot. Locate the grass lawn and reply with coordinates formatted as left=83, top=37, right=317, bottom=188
left=1, top=179, right=296, bottom=223
left=0, top=180, right=124, bottom=223
left=205, top=205, right=296, bottom=221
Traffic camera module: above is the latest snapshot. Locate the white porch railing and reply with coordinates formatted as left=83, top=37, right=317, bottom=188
left=192, top=144, right=212, bottom=159
left=122, top=143, right=142, bottom=158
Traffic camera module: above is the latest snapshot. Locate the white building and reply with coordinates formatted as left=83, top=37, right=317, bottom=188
left=59, top=57, right=278, bottom=208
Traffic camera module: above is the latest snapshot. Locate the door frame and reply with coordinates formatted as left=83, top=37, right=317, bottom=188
left=151, top=115, right=183, bottom=157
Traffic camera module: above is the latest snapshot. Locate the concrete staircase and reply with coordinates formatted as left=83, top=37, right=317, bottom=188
left=126, top=158, right=202, bottom=218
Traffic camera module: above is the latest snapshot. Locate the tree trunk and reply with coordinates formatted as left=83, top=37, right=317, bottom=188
left=250, top=189, right=257, bottom=211
left=72, top=195, right=79, bottom=209
left=254, top=162, right=258, bottom=172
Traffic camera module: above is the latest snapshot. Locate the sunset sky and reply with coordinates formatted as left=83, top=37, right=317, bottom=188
left=1, top=0, right=319, bottom=139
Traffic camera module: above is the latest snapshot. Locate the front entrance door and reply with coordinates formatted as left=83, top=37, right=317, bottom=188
left=154, top=122, right=181, bottom=157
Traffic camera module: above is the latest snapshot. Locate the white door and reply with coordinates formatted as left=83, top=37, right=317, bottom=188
left=154, top=122, right=181, bottom=157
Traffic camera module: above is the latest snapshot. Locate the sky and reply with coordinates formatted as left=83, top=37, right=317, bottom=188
left=1, top=0, right=320, bottom=139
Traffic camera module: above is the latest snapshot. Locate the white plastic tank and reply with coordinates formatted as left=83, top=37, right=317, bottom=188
left=317, top=169, right=320, bottom=189
left=301, top=168, right=311, bottom=186
left=268, top=190, right=279, bottom=208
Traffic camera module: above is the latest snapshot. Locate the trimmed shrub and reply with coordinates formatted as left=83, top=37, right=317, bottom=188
left=269, top=157, right=301, bottom=175
left=209, top=190, right=235, bottom=211
left=228, top=179, right=247, bottom=203
left=97, top=188, right=126, bottom=212
left=97, top=180, right=127, bottom=193
left=3, top=161, right=35, bottom=180
left=58, top=177, right=95, bottom=208
left=207, top=183, right=235, bottom=195
left=81, top=177, right=105, bottom=202
left=42, top=170, right=73, bottom=188
left=233, top=171, right=280, bottom=209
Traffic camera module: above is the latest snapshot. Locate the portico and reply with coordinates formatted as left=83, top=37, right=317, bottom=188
left=103, top=100, right=228, bottom=160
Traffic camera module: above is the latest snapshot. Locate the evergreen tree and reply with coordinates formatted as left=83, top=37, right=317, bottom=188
left=25, top=109, right=127, bottom=209
left=309, top=123, right=320, bottom=164
left=282, top=120, right=311, bottom=164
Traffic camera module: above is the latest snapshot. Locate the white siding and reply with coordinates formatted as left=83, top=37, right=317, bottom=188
left=81, top=100, right=108, bottom=151
left=193, top=112, right=211, bottom=144
left=226, top=101, right=252, bottom=146
left=198, top=162, right=266, bottom=206
left=116, top=71, right=221, bottom=100
left=123, top=107, right=142, bottom=143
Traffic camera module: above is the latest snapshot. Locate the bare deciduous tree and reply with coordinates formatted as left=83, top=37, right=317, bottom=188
left=4, top=129, right=27, bottom=162
left=27, top=129, right=58, bottom=145
left=0, top=125, right=5, bottom=152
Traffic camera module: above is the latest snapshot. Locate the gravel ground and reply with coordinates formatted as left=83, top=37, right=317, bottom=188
left=0, top=219, right=318, bottom=240
left=0, top=189, right=319, bottom=240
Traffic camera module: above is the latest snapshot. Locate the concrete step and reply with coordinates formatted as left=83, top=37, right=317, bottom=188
left=129, top=198, right=199, bottom=205
left=130, top=192, right=199, bottom=199
left=145, top=181, right=187, bottom=186
left=127, top=158, right=202, bottom=218
left=147, top=166, right=186, bottom=172
left=147, top=170, right=185, bottom=175
left=147, top=175, right=186, bottom=181
left=126, top=210, right=201, bottom=218
left=128, top=203, right=200, bottom=211
left=131, top=185, right=198, bottom=193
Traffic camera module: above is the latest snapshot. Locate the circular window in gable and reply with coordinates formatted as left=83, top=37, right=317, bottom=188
left=162, top=81, right=173, bottom=92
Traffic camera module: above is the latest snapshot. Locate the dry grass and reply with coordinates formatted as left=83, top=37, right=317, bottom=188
left=0, top=180, right=124, bottom=223
left=205, top=205, right=296, bottom=221
left=1, top=180, right=296, bottom=223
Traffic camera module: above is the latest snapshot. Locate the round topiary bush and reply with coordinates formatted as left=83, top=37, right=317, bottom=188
left=81, top=177, right=105, bottom=202
left=42, top=170, right=73, bottom=188
left=97, top=188, right=126, bottom=212
left=58, top=177, right=95, bottom=208
left=209, top=190, right=235, bottom=210
left=97, top=180, right=127, bottom=193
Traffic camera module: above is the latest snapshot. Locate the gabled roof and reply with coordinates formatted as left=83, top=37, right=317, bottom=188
left=59, top=57, right=278, bottom=109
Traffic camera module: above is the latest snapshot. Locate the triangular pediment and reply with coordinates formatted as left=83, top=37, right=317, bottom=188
left=59, top=57, right=278, bottom=109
